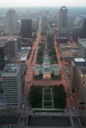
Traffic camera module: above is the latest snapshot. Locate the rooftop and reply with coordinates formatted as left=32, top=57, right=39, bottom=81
left=78, top=38, right=86, bottom=48
left=74, top=58, right=86, bottom=67
left=0, top=113, right=19, bottom=124
left=2, top=64, right=19, bottom=73
left=0, top=42, right=7, bottom=48
left=60, top=42, right=78, bottom=49
left=74, top=58, right=85, bottom=62
left=62, top=51, right=73, bottom=57
left=44, top=68, right=51, bottom=73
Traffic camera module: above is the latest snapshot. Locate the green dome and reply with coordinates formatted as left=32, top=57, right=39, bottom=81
left=43, top=55, right=50, bottom=64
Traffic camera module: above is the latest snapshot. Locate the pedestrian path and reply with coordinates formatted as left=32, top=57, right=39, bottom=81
left=42, top=87, right=54, bottom=109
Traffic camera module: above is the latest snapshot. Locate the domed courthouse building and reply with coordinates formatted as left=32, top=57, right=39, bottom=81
left=34, top=55, right=60, bottom=79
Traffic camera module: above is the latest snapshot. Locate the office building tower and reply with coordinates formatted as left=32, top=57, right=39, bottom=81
left=2, top=64, right=22, bottom=109
left=41, top=16, right=49, bottom=34
left=59, top=6, right=68, bottom=28
left=6, top=9, right=17, bottom=35
left=21, top=19, right=32, bottom=38
left=7, top=38, right=18, bottom=58
left=0, top=41, right=11, bottom=70
left=70, top=58, right=86, bottom=103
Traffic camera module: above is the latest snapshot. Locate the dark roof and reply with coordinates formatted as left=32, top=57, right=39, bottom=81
left=28, top=116, right=71, bottom=127
left=74, top=60, right=86, bottom=67
left=79, top=116, right=86, bottom=126
left=58, top=28, right=71, bottom=37
left=0, top=111, right=20, bottom=124
left=0, top=116, right=19, bottom=124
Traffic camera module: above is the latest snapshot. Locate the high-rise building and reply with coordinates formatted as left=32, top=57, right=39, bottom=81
left=2, top=64, right=22, bottom=109
left=6, top=9, right=17, bottom=35
left=7, top=38, right=18, bottom=58
left=21, top=19, right=32, bottom=38
left=70, top=58, right=86, bottom=103
left=0, top=41, right=11, bottom=70
left=41, top=16, right=49, bottom=34
left=59, top=6, right=68, bottom=28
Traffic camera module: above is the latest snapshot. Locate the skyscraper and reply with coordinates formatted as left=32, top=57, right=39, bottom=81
left=59, top=6, right=68, bottom=28
left=2, top=64, right=22, bottom=109
left=21, top=19, right=32, bottom=38
left=7, top=38, right=18, bottom=58
left=6, top=9, right=17, bottom=35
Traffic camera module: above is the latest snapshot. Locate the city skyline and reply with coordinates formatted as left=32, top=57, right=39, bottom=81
left=0, top=0, right=86, bottom=7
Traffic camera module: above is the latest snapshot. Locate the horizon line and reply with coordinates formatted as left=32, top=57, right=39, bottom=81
left=0, top=6, right=86, bottom=8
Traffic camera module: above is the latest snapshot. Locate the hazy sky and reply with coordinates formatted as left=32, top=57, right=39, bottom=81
left=0, top=0, right=86, bottom=7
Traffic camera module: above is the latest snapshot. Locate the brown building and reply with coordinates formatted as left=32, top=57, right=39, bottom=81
left=70, top=58, right=86, bottom=106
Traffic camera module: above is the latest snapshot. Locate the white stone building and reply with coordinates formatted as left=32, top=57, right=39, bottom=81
left=34, top=55, right=60, bottom=79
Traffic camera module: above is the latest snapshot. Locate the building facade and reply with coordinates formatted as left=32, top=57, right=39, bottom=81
left=70, top=58, right=86, bottom=104
left=0, top=41, right=11, bottom=70
left=34, top=55, right=60, bottom=79
left=7, top=38, right=18, bottom=58
left=59, top=6, right=68, bottom=28
left=2, top=64, right=22, bottom=109
left=6, top=9, right=17, bottom=35
left=21, top=19, right=32, bottom=38
left=78, top=38, right=86, bottom=58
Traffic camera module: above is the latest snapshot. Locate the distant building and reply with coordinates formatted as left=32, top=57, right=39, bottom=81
left=2, top=64, right=22, bottom=109
left=0, top=111, right=20, bottom=127
left=59, top=6, right=68, bottom=28
left=6, top=9, right=17, bottom=35
left=57, top=28, right=71, bottom=43
left=59, top=42, right=78, bottom=62
left=41, top=16, right=49, bottom=34
left=7, top=38, right=18, bottom=58
left=78, top=38, right=86, bottom=58
left=17, top=37, right=22, bottom=50
left=21, top=19, right=32, bottom=38
left=34, top=55, right=60, bottom=79
left=0, top=41, right=11, bottom=70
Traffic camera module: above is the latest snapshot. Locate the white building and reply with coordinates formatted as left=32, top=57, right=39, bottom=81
left=2, top=64, right=22, bottom=109
left=34, top=55, right=60, bottom=79
left=6, top=9, right=17, bottom=35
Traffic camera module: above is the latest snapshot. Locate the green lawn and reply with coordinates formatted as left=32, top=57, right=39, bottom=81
left=44, top=101, right=52, bottom=107
left=28, top=85, right=66, bottom=109
left=44, top=88, right=51, bottom=93
left=44, top=94, right=52, bottom=100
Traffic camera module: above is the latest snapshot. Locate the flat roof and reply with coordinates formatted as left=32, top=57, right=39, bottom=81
left=69, top=43, right=78, bottom=49
left=60, top=43, right=78, bottom=49
left=78, top=38, right=86, bottom=48
left=2, top=64, right=19, bottom=73
left=20, top=56, right=27, bottom=61
left=62, top=51, right=73, bottom=57
left=21, top=47, right=30, bottom=50
left=28, top=116, right=71, bottom=127
left=74, top=58, right=85, bottom=62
